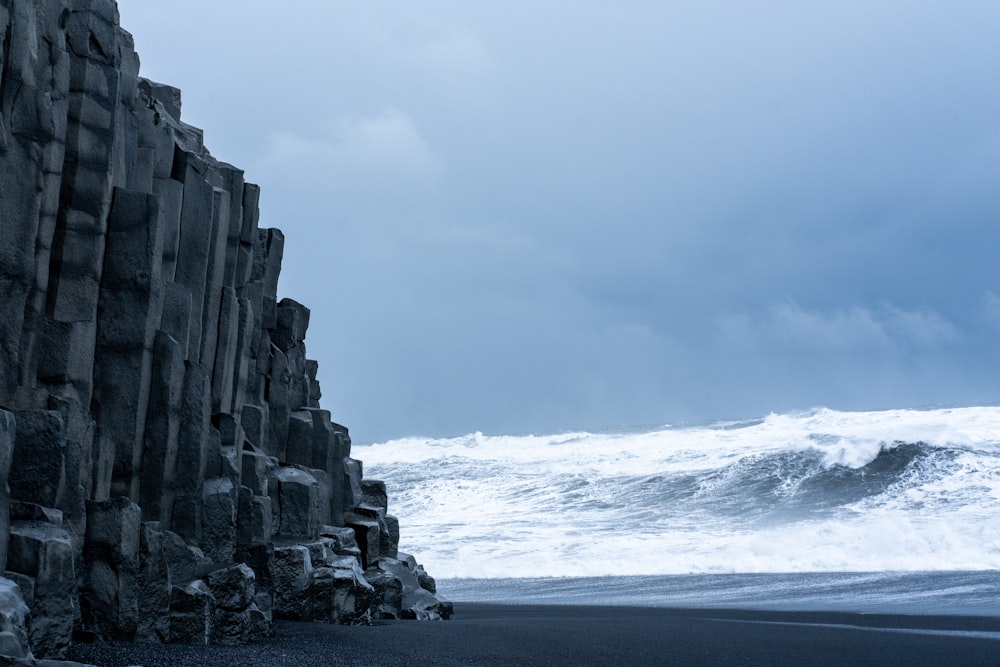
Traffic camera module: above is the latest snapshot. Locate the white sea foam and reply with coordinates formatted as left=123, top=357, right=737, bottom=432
left=355, top=406, right=1000, bottom=579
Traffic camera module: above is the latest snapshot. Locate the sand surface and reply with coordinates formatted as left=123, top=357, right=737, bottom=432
left=67, top=604, right=1000, bottom=666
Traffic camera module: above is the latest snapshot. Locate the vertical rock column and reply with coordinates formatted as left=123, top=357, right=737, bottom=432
left=41, top=2, right=133, bottom=515
left=0, top=1, right=72, bottom=406
left=0, top=0, right=454, bottom=654
left=80, top=497, right=142, bottom=640
left=92, top=189, right=164, bottom=502
left=140, top=331, right=185, bottom=525
left=5, top=409, right=75, bottom=658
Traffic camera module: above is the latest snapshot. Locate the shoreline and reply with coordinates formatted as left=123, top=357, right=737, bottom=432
left=67, top=603, right=1000, bottom=666
left=436, top=570, right=1000, bottom=617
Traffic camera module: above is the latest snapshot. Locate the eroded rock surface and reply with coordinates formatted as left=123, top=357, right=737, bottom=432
left=0, top=0, right=447, bottom=659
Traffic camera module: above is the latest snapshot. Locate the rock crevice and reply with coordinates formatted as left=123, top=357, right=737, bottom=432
left=0, top=1, right=448, bottom=660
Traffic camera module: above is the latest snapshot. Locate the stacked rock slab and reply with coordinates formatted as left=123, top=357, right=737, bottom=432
left=0, top=0, right=449, bottom=660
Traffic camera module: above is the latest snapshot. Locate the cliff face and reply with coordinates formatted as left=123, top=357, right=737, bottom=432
left=0, top=1, right=447, bottom=659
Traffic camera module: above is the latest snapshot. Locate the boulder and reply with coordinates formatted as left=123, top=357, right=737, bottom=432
left=308, top=566, right=375, bottom=625
left=6, top=522, right=75, bottom=657
left=160, top=531, right=211, bottom=587
left=168, top=580, right=214, bottom=645
left=374, top=554, right=453, bottom=621
left=270, top=545, right=311, bottom=620
left=207, top=563, right=270, bottom=644
left=0, top=578, right=30, bottom=660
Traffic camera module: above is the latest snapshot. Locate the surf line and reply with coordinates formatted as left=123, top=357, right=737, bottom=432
left=700, top=617, right=1000, bottom=641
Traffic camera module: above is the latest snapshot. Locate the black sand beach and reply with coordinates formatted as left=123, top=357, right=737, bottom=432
left=67, top=604, right=1000, bottom=666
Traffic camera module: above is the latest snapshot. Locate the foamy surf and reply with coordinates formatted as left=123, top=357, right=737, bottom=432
left=355, top=406, right=1000, bottom=579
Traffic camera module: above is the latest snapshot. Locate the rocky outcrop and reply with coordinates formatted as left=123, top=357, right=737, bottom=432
left=0, top=0, right=448, bottom=660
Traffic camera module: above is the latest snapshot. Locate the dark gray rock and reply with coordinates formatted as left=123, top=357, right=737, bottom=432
left=0, top=412, right=14, bottom=572
left=79, top=498, right=140, bottom=640
left=272, top=299, right=309, bottom=353
left=343, top=458, right=363, bottom=515
left=9, top=411, right=65, bottom=509
left=376, top=554, right=452, bottom=620
left=211, top=288, right=240, bottom=414
left=41, top=396, right=89, bottom=545
left=227, top=297, right=254, bottom=416
left=233, top=541, right=273, bottom=597
left=384, top=515, right=400, bottom=560
left=308, top=566, right=375, bottom=625
left=158, top=283, right=192, bottom=358
left=0, top=1, right=447, bottom=655
left=252, top=229, right=283, bottom=303
left=155, top=182, right=186, bottom=284
left=7, top=503, right=62, bottom=527
left=270, top=545, right=311, bottom=620
left=169, top=362, right=211, bottom=541
left=263, top=344, right=291, bottom=461
left=168, top=579, right=214, bottom=645
left=196, top=186, right=231, bottom=375
left=284, top=411, right=314, bottom=470
left=361, top=480, right=388, bottom=514
left=240, top=445, right=272, bottom=497
left=269, top=467, right=319, bottom=539
left=140, top=330, right=184, bottom=524
left=6, top=522, right=75, bottom=658
left=172, top=151, right=214, bottom=360
left=217, top=168, right=246, bottom=291
left=93, top=188, right=163, bottom=502
left=239, top=405, right=268, bottom=453
left=33, top=320, right=95, bottom=390
left=305, top=360, right=321, bottom=408
left=201, top=477, right=237, bottom=565
left=136, top=522, right=170, bottom=642
left=138, top=80, right=182, bottom=121
left=207, top=562, right=255, bottom=612
left=344, top=513, right=379, bottom=570
left=160, top=531, right=211, bottom=587
left=319, top=525, right=363, bottom=561
left=0, top=577, right=31, bottom=660
left=365, top=567, right=404, bottom=619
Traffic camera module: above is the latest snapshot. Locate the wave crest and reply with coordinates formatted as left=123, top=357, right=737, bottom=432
left=355, top=406, right=1000, bottom=578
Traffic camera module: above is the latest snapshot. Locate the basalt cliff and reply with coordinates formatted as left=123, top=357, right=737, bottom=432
left=0, top=1, right=448, bottom=661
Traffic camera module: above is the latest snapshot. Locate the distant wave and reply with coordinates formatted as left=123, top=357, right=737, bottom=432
left=355, top=406, right=1000, bottom=578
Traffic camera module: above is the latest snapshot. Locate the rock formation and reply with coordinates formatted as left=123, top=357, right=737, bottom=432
left=0, top=0, right=449, bottom=661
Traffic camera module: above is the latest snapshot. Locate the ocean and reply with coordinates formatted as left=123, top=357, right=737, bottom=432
left=354, top=406, right=1000, bottom=614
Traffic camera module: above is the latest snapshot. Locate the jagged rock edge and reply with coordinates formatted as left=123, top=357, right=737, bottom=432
left=0, top=1, right=449, bottom=660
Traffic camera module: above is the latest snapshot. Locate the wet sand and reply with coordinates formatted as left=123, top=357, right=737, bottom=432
left=67, top=603, right=1000, bottom=666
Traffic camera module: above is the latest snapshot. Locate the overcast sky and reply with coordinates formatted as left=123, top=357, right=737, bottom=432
left=119, top=1, right=1000, bottom=442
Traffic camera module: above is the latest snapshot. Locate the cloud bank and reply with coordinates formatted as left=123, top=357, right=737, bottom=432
left=120, top=2, right=1000, bottom=441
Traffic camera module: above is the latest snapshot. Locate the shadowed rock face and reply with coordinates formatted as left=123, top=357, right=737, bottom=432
left=0, top=0, right=448, bottom=660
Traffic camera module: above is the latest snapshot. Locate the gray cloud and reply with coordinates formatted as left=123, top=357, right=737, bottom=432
left=119, top=1, right=1000, bottom=441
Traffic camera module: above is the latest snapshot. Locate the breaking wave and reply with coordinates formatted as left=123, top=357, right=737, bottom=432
left=355, top=407, right=1000, bottom=579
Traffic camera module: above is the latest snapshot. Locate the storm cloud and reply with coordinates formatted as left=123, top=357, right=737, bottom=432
left=119, top=1, right=1000, bottom=441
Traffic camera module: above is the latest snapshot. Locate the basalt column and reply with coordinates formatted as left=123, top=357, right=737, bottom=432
left=0, top=0, right=449, bottom=661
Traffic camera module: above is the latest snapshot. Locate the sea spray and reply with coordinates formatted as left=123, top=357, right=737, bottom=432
left=356, top=407, right=1000, bottom=579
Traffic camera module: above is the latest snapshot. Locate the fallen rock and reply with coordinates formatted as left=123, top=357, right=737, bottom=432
left=5, top=523, right=75, bottom=657
left=0, top=578, right=30, bottom=660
